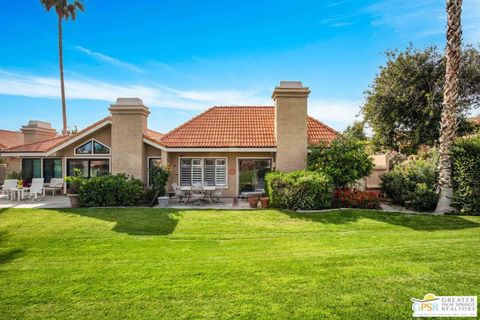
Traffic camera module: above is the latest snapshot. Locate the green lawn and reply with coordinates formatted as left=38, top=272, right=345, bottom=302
left=0, top=208, right=479, bottom=319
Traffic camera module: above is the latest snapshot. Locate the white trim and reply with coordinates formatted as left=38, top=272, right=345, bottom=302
left=74, top=138, right=111, bottom=156
left=1, top=152, right=48, bottom=157
left=46, top=120, right=111, bottom=155
left=177, top=156, right=229, bottom=188
left=235, top=157, right=274, bottom=196
left=146, top=156, right=162, bottom=187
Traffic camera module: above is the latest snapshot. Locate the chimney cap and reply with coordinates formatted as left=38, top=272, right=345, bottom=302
left=113, top=97, right=144, bottom=106
left=278, top=81, right=304, bottom=88
left=23, top=120, right=54, bottom=129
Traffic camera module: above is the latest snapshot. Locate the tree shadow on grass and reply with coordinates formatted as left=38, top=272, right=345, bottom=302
left=53, top=208, right=182, bottom=236
left=0, top=232, right=23, bottom=266
left=281, top=210, right=480, bottom=231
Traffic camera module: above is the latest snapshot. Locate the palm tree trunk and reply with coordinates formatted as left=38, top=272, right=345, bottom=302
left=58, top=14, right=68, bottom=135
left=435, top=0, right=462, bottom=213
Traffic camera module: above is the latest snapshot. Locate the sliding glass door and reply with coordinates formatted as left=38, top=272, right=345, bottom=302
left=238, top=159, right=272, bottom=194
left=67, top=159, right=109, bottom=178
left=43, top=159, right=62, bottom=183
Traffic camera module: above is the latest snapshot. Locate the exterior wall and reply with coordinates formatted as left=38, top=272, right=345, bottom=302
left=4, top=157, right=21, bottom=177
left=55, top=126, right=112, bottom=157
left=273, top=82, right=310, bottom=172
left=364, top=154, right=390, bottom=189
left=166, top=151, right=275, bottom=197
left=144, top=144, right=166, bottom=183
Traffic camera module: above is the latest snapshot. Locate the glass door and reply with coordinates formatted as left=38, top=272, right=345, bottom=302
left=238, top=159, right=272, bottom=194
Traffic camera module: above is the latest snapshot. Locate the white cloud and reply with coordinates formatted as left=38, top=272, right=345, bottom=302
left=309, top=99, right=363, bottom=130
left=0, top=69, right=269, bottom=111
left=76, top=46, right=145, bottom=73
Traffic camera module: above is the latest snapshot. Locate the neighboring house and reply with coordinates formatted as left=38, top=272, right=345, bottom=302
left=0, top=81, right=338, bottom=197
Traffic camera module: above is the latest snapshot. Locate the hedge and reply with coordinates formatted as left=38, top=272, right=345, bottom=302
left=265, top=170, right=333, bottom=210
left=452, top=135, right=480, bottom=215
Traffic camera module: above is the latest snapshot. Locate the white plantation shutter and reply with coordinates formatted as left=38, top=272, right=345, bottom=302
left=180, top=159, right=192, bottom=186
left=192, top=159, right=203, bottom=185
left=204, top=159, right=215, bottom=186
left=215, top=159, right=227, bottom=187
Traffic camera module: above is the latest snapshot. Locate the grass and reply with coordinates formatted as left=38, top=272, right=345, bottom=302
left=0, top=208, right=479, bottom=319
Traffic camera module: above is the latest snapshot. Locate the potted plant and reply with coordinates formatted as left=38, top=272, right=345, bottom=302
left=65, top=169, right=84, bottom=208
left=149, top=165, right=170, bottom=207
left=260, top=196, right=270, bottom=208
left=248, top=196, right=259, bottom=208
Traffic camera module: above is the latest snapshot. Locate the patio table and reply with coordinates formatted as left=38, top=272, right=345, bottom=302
left=8, top=187, right=30, bottom=202
left=179, top=186, right=219, bottom=205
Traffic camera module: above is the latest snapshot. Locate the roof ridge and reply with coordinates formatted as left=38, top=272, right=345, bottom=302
left=0, top=129, right=21, bottom=133
left=159, top=106, right=217, bottom=142
left=308, top=115, right=338, bottom=134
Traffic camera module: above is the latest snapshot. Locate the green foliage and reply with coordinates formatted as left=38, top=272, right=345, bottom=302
left=343, top=121, right=367, bottom=141
left=308, top=137, right=374, bottom=189
left=149, top=166, right=170, bottom=197
left=65, top=168, right=85, bottom=194
left=265, top=170, right=333, bottom=210
left=362, top=45, right=480, bottom=151
left=451, top=135, right=480, bottom=215
left=6, top=171, right=21, bottom=180
left=381, top=157, right=438, bottom=211
left=79, top=174, right=144, bottom=207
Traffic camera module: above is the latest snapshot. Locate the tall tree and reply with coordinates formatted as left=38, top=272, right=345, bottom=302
left=40, top=0, right=84, bottom=135
left=436, top=0, right=463, bottom=213
left=361, top=45, right=479, bottom=152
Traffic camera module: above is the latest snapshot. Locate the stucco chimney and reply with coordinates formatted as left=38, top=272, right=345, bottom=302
left=109, top=98, right=150, bottom=181
left=272, top=81, right=310, bottom=172
left=21, top=121, right=57, bottom=144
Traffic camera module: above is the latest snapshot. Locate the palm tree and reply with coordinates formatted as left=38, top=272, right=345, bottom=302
left=435, top=0, right=462, bottom=213
left=40, top=0, right=84, bottom=135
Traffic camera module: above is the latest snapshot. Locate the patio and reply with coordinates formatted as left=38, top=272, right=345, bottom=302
left=163, top=197, right=252, bottom=209
left=0, top=194, right=71, bottom=209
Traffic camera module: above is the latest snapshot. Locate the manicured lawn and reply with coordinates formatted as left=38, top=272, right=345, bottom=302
left=0, top=208, right=479, bottom=319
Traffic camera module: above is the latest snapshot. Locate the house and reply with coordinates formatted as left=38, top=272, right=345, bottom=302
left=0, top=81, right=338, bottom=197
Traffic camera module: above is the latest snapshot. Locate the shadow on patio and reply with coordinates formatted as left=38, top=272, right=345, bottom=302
left=281, top=209, right=480, bottom=231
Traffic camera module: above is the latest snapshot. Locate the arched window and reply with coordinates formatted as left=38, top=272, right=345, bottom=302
left=74, top=140, right=110, bottom=155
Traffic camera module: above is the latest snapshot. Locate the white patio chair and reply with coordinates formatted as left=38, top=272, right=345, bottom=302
left=44, top=178, right=64, bottom=196
left=26, top=178, right=45, bottom=201
left=172, top=183, right=187, bottom=203
left=211, top=186, right=225, bottom=203
left=0, top=179, right=17, bottom=199
left=189, top=185, right=205, bottom=205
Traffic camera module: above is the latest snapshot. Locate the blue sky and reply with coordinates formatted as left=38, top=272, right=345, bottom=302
left=0, top=0, right=479, bottom=134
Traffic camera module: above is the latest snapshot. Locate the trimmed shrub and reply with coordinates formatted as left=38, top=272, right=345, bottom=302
left=79, top=174, right=144, bottom=207
left=265, top=170, right=333, bottom=210
left=451, top=135, right=480, bottom=215
left=333, top=189, right=381, bottom=209
left=381, top=157, right=438, bottom=211
left=149, top=165, right=170, bottom=197
left=308, top=136, right=374, bottom=188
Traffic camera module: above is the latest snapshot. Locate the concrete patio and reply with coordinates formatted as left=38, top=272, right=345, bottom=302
left=0, top=195, right=71, bottom=209
left=159, top=197, right=253, bottom=209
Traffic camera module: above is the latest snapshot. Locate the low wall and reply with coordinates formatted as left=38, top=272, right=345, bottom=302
left=364, top=154, right=389, bottom=190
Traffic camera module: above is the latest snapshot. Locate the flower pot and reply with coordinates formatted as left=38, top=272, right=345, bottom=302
left=157, top=196, right=170, bottom=208
left=67, top=194, right=80, bottom=208
left=248, top=196, right=259, bottom=208
left=260, top=197, right=270, bottom=208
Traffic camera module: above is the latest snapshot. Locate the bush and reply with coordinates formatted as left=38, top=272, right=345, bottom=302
left=451, top=135, right=480, bottom=215
left=79, top=174, right=144, bottom=207
left=265, top=170, right=333, bottom=210
left=333, top=189, right=381, bottom=209
left=149, top=165, right=170, bottom=197
left=308, top=136, right=374, bottom=188
left=381, top=157, right=438, bottom=211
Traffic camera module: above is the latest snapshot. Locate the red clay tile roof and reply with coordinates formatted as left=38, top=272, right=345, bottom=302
left=158, top=106, right=337, bottom=148
left=2, top=116, right=112, bottom=153
left=0, top=130, right=24, bottom=149
left=469, top=116, right=480, bottom=126
left=146, top=129, right=164, bottom=140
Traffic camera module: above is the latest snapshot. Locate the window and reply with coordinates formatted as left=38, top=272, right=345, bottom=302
left=179, top=158, right=227, bottom=187
left=22, top=158, right=41, bottom=180
left=43, top=159, right=62, bottom=183
left=67, top=159, right=109, bottom=178
left=75, top=140, right=110, bottom=155
left=148, top=157, right=162, bottom=185
left=238, top=159, right=272, bottom=193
